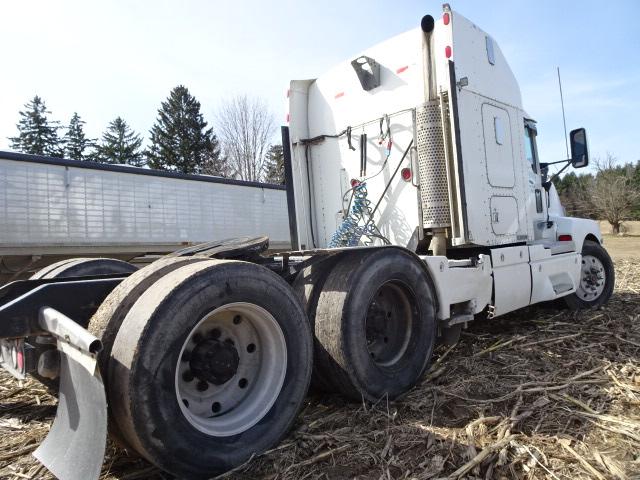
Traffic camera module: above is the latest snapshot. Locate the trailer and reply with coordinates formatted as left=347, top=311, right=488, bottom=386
left=0, top=5, right=614, bottom=480
left=0, top=151, right=290, bottom=283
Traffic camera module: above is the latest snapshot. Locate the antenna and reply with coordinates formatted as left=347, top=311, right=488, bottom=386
left=557, top=67, right=569, bottom=159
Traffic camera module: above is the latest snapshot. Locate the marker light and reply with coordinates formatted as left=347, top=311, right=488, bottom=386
left=401, top=168, right=412, bottom=182
left=350, top=178, right=360, bottom=187
left=558, top=234, right=573, bottom=241
left=445, top=45, right=452, bottom=58
left=396, top=66, right=408, bottom=74
left=443, top=12, right=450, bottom=25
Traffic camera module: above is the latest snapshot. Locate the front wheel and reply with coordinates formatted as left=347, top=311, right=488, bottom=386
left=564, top=240, right=615, bottom=310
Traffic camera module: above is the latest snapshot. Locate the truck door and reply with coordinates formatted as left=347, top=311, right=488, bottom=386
left=435, top=6, right=529, bottom=247
left=522, top=120, right=550, bottom=240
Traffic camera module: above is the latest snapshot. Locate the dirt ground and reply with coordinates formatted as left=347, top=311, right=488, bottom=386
left=601, top=235, right=640, bottom=261
left=0, top=240, right=639, bottom=479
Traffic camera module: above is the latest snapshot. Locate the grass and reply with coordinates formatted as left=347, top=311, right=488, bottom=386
left=1, top=239, right=639, bottom=479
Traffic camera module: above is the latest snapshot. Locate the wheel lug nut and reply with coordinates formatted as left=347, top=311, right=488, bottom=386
left=196, top=380, right=209, bottom=392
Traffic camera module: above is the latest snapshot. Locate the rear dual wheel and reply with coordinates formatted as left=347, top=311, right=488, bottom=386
left=303, top=248, right=437, bottom=401
left=108, top=260, right=312, bottom=478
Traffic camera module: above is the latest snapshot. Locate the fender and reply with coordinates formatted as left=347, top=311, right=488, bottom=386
left=552, top=216, right=603, bottom=252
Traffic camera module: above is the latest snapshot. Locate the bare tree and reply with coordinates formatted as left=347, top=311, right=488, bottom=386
left=591, top=153, right=640, bottom=234
left=216, top=95, right=275, bottom=181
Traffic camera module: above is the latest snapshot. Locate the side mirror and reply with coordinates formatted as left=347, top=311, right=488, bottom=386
left=570, top=128, right=589, bottom=168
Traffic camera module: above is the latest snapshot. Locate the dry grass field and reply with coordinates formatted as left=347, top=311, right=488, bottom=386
left=1, top=238, right=639, bottom=479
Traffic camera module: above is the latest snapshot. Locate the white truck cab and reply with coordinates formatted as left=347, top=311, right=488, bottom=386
left=284, top=4, right=611, bottom=320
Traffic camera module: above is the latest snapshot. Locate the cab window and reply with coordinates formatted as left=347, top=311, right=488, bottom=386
left=524, top=126, right=537, bottom=173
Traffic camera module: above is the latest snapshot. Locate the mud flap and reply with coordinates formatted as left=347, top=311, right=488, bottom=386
left=33, top=351, right=107, bottom=480
left=33, top=353, right=107, bottom=480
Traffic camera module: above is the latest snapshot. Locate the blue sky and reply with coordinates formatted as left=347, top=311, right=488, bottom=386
left=1, top=0, right=638, bottom=169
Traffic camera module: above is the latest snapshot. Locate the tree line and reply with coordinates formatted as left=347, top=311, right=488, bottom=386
left=7, top=86, right=285, bottom=184
left=555, top=153, right=640, bottom=234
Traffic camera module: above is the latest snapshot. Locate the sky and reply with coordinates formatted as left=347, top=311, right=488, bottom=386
left=1, top=0, right=639, bottom=170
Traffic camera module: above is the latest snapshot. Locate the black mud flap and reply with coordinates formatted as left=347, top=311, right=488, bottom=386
left=33, top=352, right=107, bottom=480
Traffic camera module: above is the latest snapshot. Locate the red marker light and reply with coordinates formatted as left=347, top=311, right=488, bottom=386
left=445, top=45, right=452, bottom=58
left=16, top=348, right=23, bottom=371
left=558, top=234, right=572, bottom=241
left=443, top=12, right=450, bottom=25
left=335, top=92, right=344, bottom=99
left=401, top=168, right=412, bottom=182
left=396, top=65, right=409, bottom=74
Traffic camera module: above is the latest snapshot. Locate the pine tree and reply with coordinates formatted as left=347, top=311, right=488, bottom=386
left=9, top=95, right=63, bottom=157
left=263, top=144, right=285, bottom=184
left=96, top=117, right=144, bottom=166
left=147, top=85, right=224, bottom=175
left=64, top=112, right=96, bottom=161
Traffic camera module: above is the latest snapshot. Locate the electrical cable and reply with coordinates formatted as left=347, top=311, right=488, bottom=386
left=304, top=144, right=317, bottom=248
left=331, top=140, right=413, bottom=247
left=295, top=111, right=406, bottom=248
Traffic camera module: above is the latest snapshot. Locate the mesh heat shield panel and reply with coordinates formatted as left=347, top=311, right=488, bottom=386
left=416, top=102, right=450, bottom=228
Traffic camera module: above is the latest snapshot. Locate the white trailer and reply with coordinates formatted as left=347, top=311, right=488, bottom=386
left=0, top=151, right=290, bottom=282
left=0, top=5, right=614, bottom=480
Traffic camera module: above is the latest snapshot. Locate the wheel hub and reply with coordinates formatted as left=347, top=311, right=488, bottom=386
left=189, top=339, right=239, bottom=385
left=578, top=254, right=606, bottom=300
left=365, top=281, right=416, bottom=367
left=175, top=303, right=287, bottom=437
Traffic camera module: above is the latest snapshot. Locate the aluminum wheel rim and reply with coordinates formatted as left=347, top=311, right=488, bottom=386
left=175, top=302, right=287, bottom=436
left=365, top=281, right=415, bottom=367
left=577, top=254, right=606, bottom=301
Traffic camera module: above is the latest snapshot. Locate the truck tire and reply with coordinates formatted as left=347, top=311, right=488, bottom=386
left=30, top=257, right=136, bottom=279
left=108, top=260, right=313, bottom=478
left=30, top=258, right=78, bottom=279
left=86, top=256, right=212, bottom=446
left=88, top=256, right=211, bottom=383
left=291, top=253, right=344, bottom=392
left=564, top=240, right=615, bottom=310
left=313, top=248, right=437, bottom=401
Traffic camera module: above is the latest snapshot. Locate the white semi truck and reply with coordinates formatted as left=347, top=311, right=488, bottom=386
left=0, top=6, right=613, bottom=480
